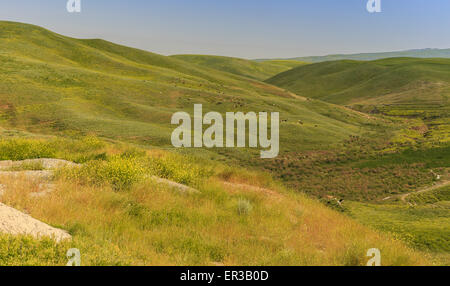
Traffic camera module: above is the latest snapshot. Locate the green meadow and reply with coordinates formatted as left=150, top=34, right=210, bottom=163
left=0, top=21, right=377, bottom=152
left=0, top=21, right=448, bottom=265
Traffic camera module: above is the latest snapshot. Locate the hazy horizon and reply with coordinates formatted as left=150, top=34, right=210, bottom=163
left=1, top=0, right=450, bottom=59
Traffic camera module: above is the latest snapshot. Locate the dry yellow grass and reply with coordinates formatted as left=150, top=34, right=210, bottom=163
left=0, top=169, right=430, bottom=266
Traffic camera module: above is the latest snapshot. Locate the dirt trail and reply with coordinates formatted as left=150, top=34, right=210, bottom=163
left=400, top=180, right=450, bottom=202
left=222, top=181, right=283, bottom=199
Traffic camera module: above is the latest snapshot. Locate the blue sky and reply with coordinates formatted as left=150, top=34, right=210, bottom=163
left=0, top=0, right=449, bottom=59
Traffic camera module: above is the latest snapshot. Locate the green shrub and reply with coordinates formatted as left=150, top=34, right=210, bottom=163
left=58, top=155, right=146, bottom=191
left=0, top=136, right=108, bottom=163
left=100, top=156, right=146, bottom=190
left=0, top=235, right=70, bottom=266
left=0, top=139, right=55, bottom=160
left=148, top=154, right=212, bottom=186
left=57, top=150, right=212, bottom=190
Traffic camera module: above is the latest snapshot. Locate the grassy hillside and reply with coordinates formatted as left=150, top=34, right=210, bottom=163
left=259, top=48, right=450, bottom=63
left=262, top=59, right=309, bottom=69
left=266, top=56, right=449, bottom=264
left=0, top=21, right=448, bottom=265
left=0, top=134, right=429, bottom=266
left=171, top=54, right=305, bottom=80
left=266, top=58, right=450, bottom=106
left=0, top=21, right=447, bottom=204
left=266, top=57, right=450, bottom=146
left=0, top=21, right=382, bottom=156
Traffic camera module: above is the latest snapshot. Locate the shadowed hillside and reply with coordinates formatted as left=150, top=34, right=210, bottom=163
left=172, top=54, right=306, bottom=80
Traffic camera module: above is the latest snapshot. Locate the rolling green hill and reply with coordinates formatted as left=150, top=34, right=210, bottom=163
left=262, top=59, right=309, bottom=69
left=0, top=21, right=448, bottom=265
left=0, top=21, right=379, bottom=157
left=171, top=54, right=306, bottom=80
left=266, top=58, right=450, bottom=106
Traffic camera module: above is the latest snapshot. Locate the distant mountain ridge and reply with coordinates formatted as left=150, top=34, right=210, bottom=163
left=258, top=48, right=450, bottom=63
